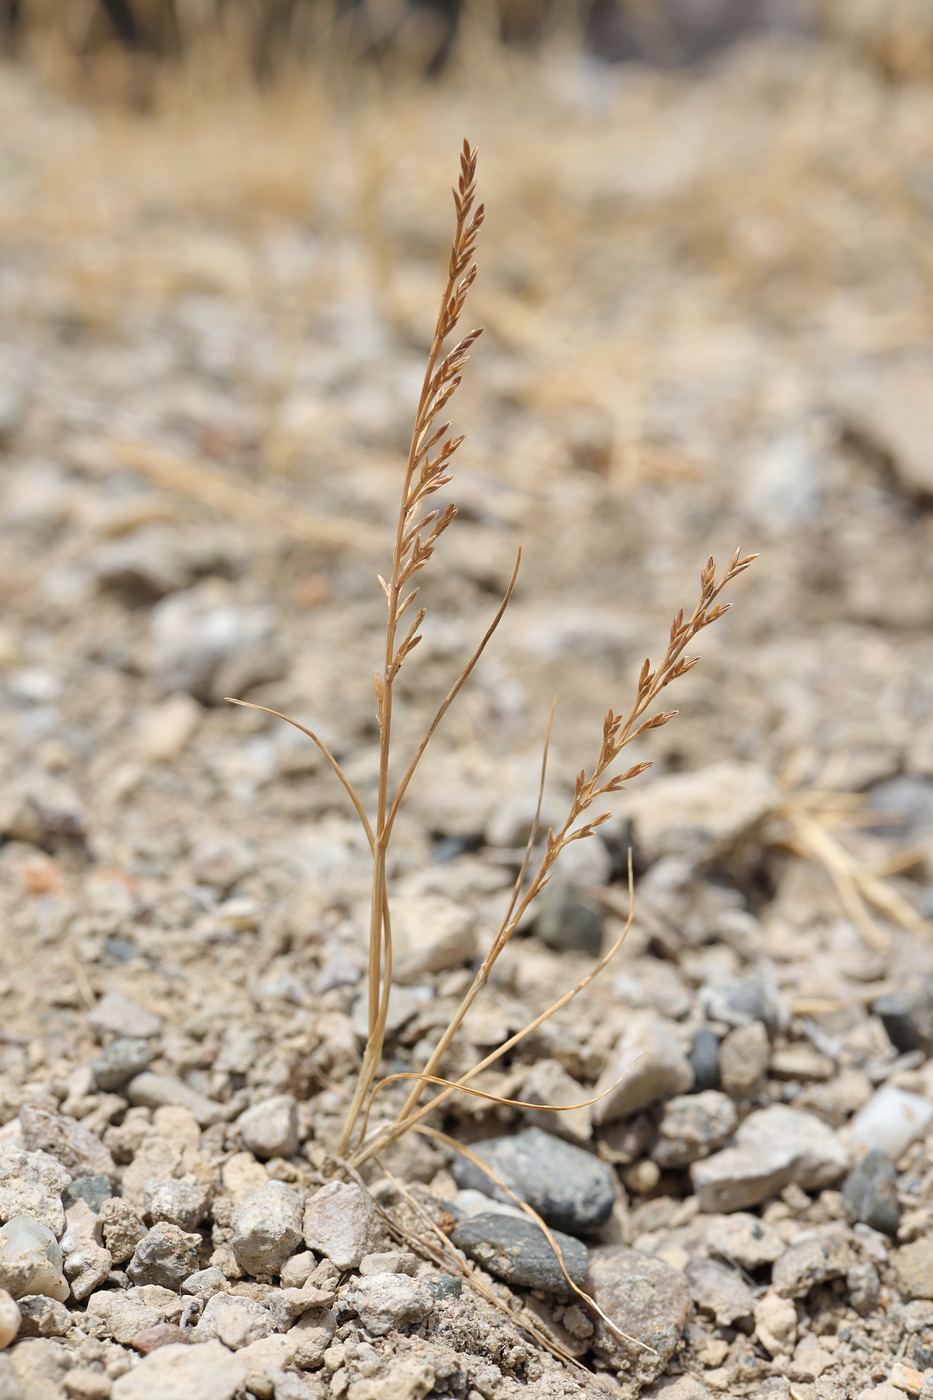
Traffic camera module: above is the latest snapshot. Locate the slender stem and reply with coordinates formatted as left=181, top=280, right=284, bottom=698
left=225, top=699, right=373, bottom=850
left=335, top=153, right=480, bottom=1158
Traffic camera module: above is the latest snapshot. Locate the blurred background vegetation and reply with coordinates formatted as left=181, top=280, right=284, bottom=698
left=2, top=0, right=933, bottom=104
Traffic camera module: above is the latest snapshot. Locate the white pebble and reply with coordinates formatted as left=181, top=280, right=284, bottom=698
left=846, top=1084, right=933, bottom=1161
left=0, top=1216, right=69, bottom=1302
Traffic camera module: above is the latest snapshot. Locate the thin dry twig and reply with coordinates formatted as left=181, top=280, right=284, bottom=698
left=355, top=1055, right=641, bottom=1151
left=225, top=698, right=375, bottom=849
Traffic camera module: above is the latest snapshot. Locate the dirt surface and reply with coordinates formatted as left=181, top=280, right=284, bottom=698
left=2, top=30, right=933, bottom=1400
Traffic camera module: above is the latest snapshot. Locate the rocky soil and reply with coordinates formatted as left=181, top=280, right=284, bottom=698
left=2, top=27, right=933, bottom=1400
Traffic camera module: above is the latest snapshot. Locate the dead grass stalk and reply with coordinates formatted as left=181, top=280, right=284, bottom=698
left=227, top=144, right=755, bottom=1316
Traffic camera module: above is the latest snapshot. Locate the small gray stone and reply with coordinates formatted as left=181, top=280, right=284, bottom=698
left=88, top=993, right=162, bottom=1040
left=718, top=1021, right=770, bottom=1101
left=609, top=761, right=778, bottom=866
left=181, top=1266, right=228, bottom=1298
left=685, top=1258, right=755, bottom=1326
left=189, top=837, right=256, bottom=891
left=841, top=1149, right=900, bottom=1236
left=125, top=1073, right=227, bottom=1126
left=448, top=1127, right=615, bottom=1232
left=450, top=1213, right=588, bottom=1293
left=651, top=1091, right=737, bottom=1168
left=14, top=1294, right=71, bottom=1338
left=421, top=1274, right=462, bottom=1301
left=521, top=1060, right=592, bottom=1145
left=236, top=1335, right=300, bottom=1398
left=209, top=637, right=288, bottom=705
left=232, top=1180, right=303, bottom=1276
left=703, top=1212, right=784, bottom=1270
left=303, top=1182, right=380, bottom=1271
left=687, top=1028, right=720, bottom=1093
left=63, top=1240, right=111, bottom=1304
left=148, top=582, right=274, bottom=701
left=691, top=1105, right=848, bottom=1213
left=343, top=1273, right=432, bottom=1337
left=390, top=894, right=477, bottom=984
left=0, top=776, right=87, bottom=846
left=144, top=1180, right=212, bottom=1233
left=111, top=1339, right=245, bottom=1400
left=358, top=1251, right=418, bottom=1276
left=194, top=1291, right=273, bottom=1349
left=591, top=1015, right=694, bottom=1125
left=533, top=882, right=604, bottom=956
left=127, top=1221, right=201, bottom=1290
left=267, top=1280, right=337, bottom=1332
left=91, top=1039, right=156, bottom=1091
left=847, top=1260, right=881, bottom=1316
left=772, top=1229, right=851, bottom=1298
left=0, top=1217, right=68, bottom=1302
left=288, top=1308, right=336, bottom=1369
left=269, top=1370, right=317, bottom=1400
left=62, top=1176, right=112, bottom=1215
left=699, top=973, right=781, bottom=1034
left=714, top=1019, right=767, bottom=1103
left=236, top=1096, right=299, bottom=1161
left=587, top=1246, right=692, bottom=1391
left=19, top=1104, right=116, bottom=1183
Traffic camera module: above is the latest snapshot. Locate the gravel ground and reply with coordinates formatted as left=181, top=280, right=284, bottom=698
left=2, top=31, right=933, bottom=1400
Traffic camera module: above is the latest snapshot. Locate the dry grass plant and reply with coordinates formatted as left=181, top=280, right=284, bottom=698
left=227, top=140, right=755, bottom=1331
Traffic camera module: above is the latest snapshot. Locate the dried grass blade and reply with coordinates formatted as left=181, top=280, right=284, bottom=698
left=385, top=550, right=521, bottom=833
left=355, top=1057, right=640, bottom=1154
left=109, top=435, right=381, bottom=550
left=498, top=696, right=557, bottom=935
left=225, top=699, right=374, bottom=849
left=784, top=807, right=890, bottom=953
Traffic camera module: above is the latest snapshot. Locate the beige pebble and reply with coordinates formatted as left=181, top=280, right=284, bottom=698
left=888, top=1361, right=925, bottom=1396
left=754, top=1289, right=797, bottom=1357
left=0, top=1287, right=20, bottom=1349
left=137, top=693, right=202, bottom=762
